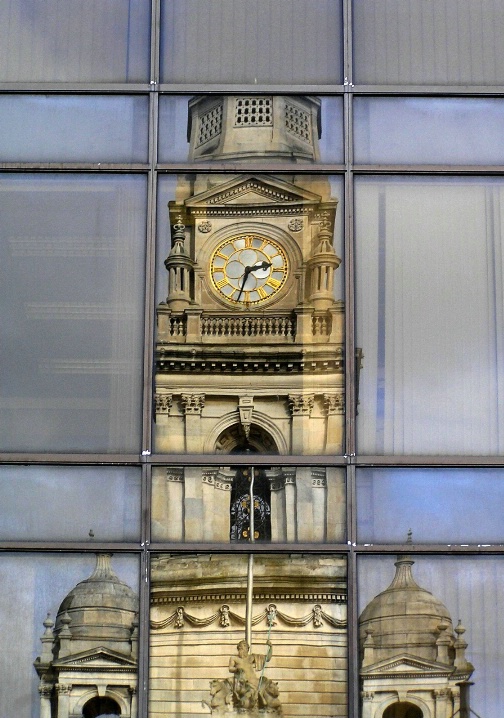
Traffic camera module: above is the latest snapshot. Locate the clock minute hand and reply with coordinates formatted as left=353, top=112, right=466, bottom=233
left=236, top=261, right=273, bottom=302
left=236, top=265, right=252, bottom=302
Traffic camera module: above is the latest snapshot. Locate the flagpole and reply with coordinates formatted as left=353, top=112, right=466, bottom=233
left=245, top=466, right=255, bottom=648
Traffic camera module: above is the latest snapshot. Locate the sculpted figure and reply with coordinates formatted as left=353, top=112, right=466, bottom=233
left=207, top=678, right=233, bottom=711
left=228, top=639, right=281, bottom=713
left=207, top=639, right=281, bottom=714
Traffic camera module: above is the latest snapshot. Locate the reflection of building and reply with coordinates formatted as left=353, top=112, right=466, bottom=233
left=150, top=94, right=350, bottom=717
left=153, top=95, right=350, bottom=544
left=154, top=95, right=346, bottom=459
left=34, top=555, right=138, bottom=718
left=149, top=554, right=347, bottom=718
left=359, top=553, right=474, bottom=718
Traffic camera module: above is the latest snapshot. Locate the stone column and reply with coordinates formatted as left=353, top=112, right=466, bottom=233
left=184, top=466, right=205, bottom=540
left=269, top=473, right=286, bottom=542
left=213, top=471, right=231, bottom=541
left=326, top=466, right=345, bottom=541
left=181, top=393, right=205, bottom=453
left=129, top=686, right=138, bottom=718
left=56, top=683, right=71, bottom=718
left=323, top=392, right=344, bottom=454
left=296, top=466, right=314, bottom=541
left=311, top=469, right=327, bottom=542
left=284, top=469, right=297, bottom=542
left=165, top=468, right=184, bottom=540
left=38, top=684, right=52, bottom=718
left=361, top=690, right=375, bottom=718
left=288, top=394, right=315, bottom=455
left=434, top=688, right=450, bottom=718
left=202, top=470, right=216, bottom=540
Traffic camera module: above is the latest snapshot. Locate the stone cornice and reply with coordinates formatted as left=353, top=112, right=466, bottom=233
left=157, top=347, right=344, bottom=375
left=151, top=591, right=347, bottom=605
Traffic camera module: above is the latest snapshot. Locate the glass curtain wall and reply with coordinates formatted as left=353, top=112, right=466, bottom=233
left=1, top=1, right=503, bottom=717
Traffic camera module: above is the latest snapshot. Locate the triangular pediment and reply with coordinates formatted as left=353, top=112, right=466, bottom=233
left=361, top=653, right=453, bottom=677
left=185, top=175, right=322, bottom=209
left=54, top=646, right=137, bottom=669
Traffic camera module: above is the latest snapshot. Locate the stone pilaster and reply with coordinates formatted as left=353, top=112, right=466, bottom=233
left=56, top=683, right=71, bottom=718
left=181, top=393, right=205, bottom=453
left=38, top=683, right=52, bottom=718
left=434, top=688, right=450, bottom=718
left=288, top=393, right=314, bottom=454
left=361, top=690, right=375, bottom=718
left=165, top=468, right=184, bottom=540
left=284, top=469, right=297, bottom=542
left=323, top=392, right=344, bottom=453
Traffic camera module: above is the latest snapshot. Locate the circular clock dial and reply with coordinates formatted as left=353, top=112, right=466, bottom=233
left=210, top=234, right=288, bottom=305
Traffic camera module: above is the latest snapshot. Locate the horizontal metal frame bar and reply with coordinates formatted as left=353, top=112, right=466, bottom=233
left=1, top=453, right=504, bottom=467
left=0, top=453, right=144, bottom=464
left=1, top=541, right=503, bottom=555
left=0, top=542, right=144, bottom=552
left=155, top=163, right=346, bottom=174
left=2, top=164, right=504, bottom=175
left=0, top=83, right=153, bottom=93
left=156, top=84, right=347, bottom=94
left=0, top=163, right=150, bottom=172
left=1, top=83, right=503, bottom=95
left=351, top=455, right=504, bottom=467
left=353, top=166, right=504, bottom=175
left=349, top=84, right=504, bottom=95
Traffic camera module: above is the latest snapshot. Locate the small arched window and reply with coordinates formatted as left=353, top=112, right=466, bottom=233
left=382, top=702, right=423, bottom=718
left=82, top=696, right=121, bottom=718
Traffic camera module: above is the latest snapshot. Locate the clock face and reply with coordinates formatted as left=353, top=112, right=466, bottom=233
left=210, top=234, right=288, bottom=306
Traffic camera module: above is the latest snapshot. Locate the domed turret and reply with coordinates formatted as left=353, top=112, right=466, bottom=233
left=359, top=553, right=453, bottom=665
left=54, top=553, right=138, bottom=656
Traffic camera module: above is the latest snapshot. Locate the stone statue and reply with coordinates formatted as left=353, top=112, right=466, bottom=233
left=206, top=639, right=281, bottom=714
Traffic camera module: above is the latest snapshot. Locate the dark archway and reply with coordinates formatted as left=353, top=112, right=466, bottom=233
left=82, top=696, right=121, bottom=718
left=382, top=702, right=423, bottom=718
left=230, top=464, right=271, bottom=541
left=215, top=423, right=278, bottom=454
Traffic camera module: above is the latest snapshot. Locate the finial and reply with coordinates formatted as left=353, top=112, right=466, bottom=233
left=407, top=529, right=413, bottom=544
left=455, top=619, right=466, bottom=636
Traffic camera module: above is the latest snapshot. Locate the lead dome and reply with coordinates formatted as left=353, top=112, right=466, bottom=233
left=55, top=553, right=138, bottom=651
left=359, top=554, right=453, bottom=664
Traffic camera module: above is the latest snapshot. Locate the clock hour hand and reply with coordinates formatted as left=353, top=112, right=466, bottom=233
left=248, top=260, right=272, bottom=274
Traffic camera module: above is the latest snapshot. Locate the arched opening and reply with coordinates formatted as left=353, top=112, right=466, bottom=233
left=230, top=465, right=271, bottom=541
left=215, top=423, right=276, bottom=541
left=214, top=423, right=279, bottom=454
left=382, top=702, right=423, bottom=718
left=82, top=696, right=121, bottom=718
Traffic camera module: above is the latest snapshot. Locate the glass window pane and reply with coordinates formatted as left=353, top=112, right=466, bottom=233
left=358, top=556, right=504, bottom=718
left=0, top=95, right=149, bottom=163
left=150, top=553, right=347, bottom=716
left=0, top=174, right=146, bottom=453
left=158, top=95, right=344, bottom=163
left=155, top=173, right=344, bottom=456
left=0, top=553, right=139, bottom=718
left=161, top=0, right=342, bottom=84
left=353, top=0, right=504, bottom=85
left=354, top=97, right=504, bottom=165
left=0, top=0, right=150, bottom=83
left=152, top=464, right=345, bottom=542
left=356, top=177, right=504, bottom=455
left=0, top=466, right=140, bottom=540
left=357, top=468, right=504, bottom=544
